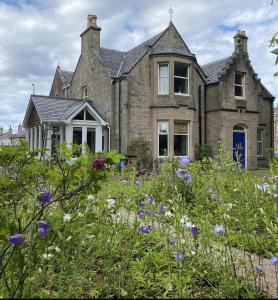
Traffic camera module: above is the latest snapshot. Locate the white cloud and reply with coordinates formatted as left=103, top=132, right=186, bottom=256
left=0, top=0, right=277, bottom=132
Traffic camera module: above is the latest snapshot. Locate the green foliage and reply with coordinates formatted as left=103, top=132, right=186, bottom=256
left=196, top=143, right=212, bottom=160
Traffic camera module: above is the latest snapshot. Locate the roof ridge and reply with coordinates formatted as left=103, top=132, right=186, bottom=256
left=201, top=56, right=231, bottom=67
left=100, top=47, right=126, bottom=54
left=31, top=94, right=92, bottom=102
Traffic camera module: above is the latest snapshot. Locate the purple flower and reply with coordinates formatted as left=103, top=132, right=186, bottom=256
left=160, top=204, right=168, bottom=214
left=271, top=256, right=278, bottom=266
left=178, top=156, right=190, bottom=165
left=152, top=211, right=159, bottom=217
left=148, top=196, right=155, bottom=205
left=8, top=234, right=24, bottom=245
left=137, top=210, right=146, bottom=218
left=168, top=239, right=175, bottom=246
left=214, top=224, right=225, bottom=235
left=255, top=265, right=263, bottom=273
left=39, top=191, right=52, bottom=206
left=38, top=220, right=49, bottom=237
left=210, top=193, right=217, bottom=200
left=139, top=225, right=153, bottom=233
left=176, top=169, right=185, bottom=178
left=138, top=200, right=145, bottom=206
left=176, top=252, right=184, bottom=263
left=134, top=178, right=140, bottom=185
left=184, top=173, right=192, bottom=183
left=191, top=226, right=199, bottom=237
left=91, top=157, right=107, bottom=170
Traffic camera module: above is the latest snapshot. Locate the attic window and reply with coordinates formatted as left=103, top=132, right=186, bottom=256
left=235, top=72, right=245, bottom=98
left=73, top=109, right=96, bottom=121
left=174, top=62, right=189, bottom=95
left=82, top=86, right=88, bottom=99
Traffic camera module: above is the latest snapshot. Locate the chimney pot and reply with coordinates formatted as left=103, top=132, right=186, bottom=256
left=87, top=15, right=97, bottom=28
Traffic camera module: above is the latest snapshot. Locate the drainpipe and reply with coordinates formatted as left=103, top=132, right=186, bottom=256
left=270, top=100, right=274, bottom=158
left=106, top=123, right=111, bottom=151
left=118, top=79, right=122, bottom=153
left=204, top=85, right=207, bottom=143
left=198, top=85, right=202, bottom=145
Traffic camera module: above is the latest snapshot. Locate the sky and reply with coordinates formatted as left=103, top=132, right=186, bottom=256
left=0, top=0, right=277, bottom=132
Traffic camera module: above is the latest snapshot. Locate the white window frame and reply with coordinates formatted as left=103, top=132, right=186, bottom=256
left=257, top=128, right=264, bottom=157
left=174, top=121, right=189, bottom=157
left=174, top=63, right=189, bottom=96
left=235, top=72, right=245, bottom=99
left=82, top=86, right=88, bottom=99
left=158, top=64, right=169, bottom=95
left=157, top=120, right=169, bottom=157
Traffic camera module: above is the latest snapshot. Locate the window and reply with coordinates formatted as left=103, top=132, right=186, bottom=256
left=174, top=62, right=189, bottom=95
left=158, top=64, right=169, bottom=95
left=174, top=121, right=189, bottom=156
left=158, top=121, right=169, bottom=156
left=257, top=129, right=263, bottom=157
left=73, top=109, right=96, bottom=121
left=235, top=73, right=245, bottom=98
left=82, top=86, right=88, bottom=99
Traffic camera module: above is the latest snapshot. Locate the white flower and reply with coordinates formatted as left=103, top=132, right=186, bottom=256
left=107, top=198, right=115, bottom=209
left=227, top=203, right=234, bottom=211
left=54, top=247, right=61, bottom=253
left=180, top=215, right=189, bottom=224
left=165, top=211, right=173, bottom=217
left=185, top=221, right=193, bottom=228
left=42, top=253, right=54, bottom=260
left=87, top=194, right=94, bottom=200
left=121, top=180, right=128, bottom=184
left=63, top=214, right=71, bottom=222
left=65, top=236, right=72, bottom=242
left=37, top=267, right=42, bottom=273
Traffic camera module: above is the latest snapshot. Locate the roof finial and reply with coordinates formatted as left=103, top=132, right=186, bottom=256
left=168, top=3, right=174, bottom=23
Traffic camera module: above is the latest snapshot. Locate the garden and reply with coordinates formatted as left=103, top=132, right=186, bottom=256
left=0, top=142, right=277, bottom=298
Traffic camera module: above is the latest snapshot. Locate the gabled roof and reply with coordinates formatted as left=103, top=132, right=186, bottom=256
left=97, top=22, right=194, bottom=77
left=23, top=95, right=107, bottom=127
left=60, top=69, right=74, bottom=86
left=201, top=57, right=232, bottom=84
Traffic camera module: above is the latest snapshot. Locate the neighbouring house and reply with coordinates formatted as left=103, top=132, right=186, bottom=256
left=274, top=105, right=278, bottom=154
left=0, top=124, right=26, bottom=146
left=23, top=15, right=275, bottom=168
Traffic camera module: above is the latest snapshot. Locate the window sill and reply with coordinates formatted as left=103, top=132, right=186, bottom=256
left=235, top=96, right=245, bottom=100
left=174, top=93, right=190, bottom=97
left=257, top=156, right=265, bottom=160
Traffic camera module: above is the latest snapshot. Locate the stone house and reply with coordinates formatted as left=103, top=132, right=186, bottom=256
left=23, top=15, right=275, bottom=168
left=274, top=105, right=278, bottom=154
left=0, top=124, right=26, bottom=146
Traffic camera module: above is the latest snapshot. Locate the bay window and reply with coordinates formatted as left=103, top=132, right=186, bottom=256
left=174, top=121, right=189, bottom=156
left=174, top=62, right=189, bottom=95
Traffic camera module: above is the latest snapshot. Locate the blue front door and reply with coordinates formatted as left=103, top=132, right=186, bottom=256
left=233, top=131, right=246, bottom=167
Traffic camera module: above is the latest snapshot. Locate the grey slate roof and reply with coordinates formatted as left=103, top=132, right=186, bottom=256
left=201, top=57, right=231, bottom=84
left=150, top=46, right=194, bottom=57
left=60, top=70, right=74, bottom=86
left=29, top=95, right=107, bottom=123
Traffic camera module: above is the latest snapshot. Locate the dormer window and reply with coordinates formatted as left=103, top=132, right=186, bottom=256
left=158, top=64, right=169, bottom=95
left=82, top=86, right=88, bottom=99
left=235, top=72, right=245, bottom=98
left=174, top=62, right=189, bottom=95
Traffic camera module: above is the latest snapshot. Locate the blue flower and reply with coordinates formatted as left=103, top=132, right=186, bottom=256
left=184, top=173, right=192, bottom=183
left=271, top=256, right=278, bottom=266
left=38, top=220, right=49, bottom=237
left=134, top=178, right=140, bottom=185
left=148, top=196, right=155, bottom=205
left=39, top=190, right=52, bottom=206
left=168, top=239, right=175, bottom=246
left=176, top=252, right=184, bottom=263
left=176, top=169, right=185, bottom=178
left=139, top=225, right=153, bottom=233
left=137, top=210, right=146, bottom=219
left=138, top=200, right=145, bottom=206
left=191, top=226, right=199, bottom=237
left=8, top=234, right=24, bottom=245
left=178, top=156, right=190, bottom=165
left=255, top=265, right=263, bottom=273
left=160, top=204, right=168, bottom=214
left=214, top=224, right=225, bottom=235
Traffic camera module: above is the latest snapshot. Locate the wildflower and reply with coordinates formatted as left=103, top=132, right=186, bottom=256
left=191, top=226, right=199, bottom=237
left=134, top=178, right=140, bottom=185
left=121, top=179, right=128, bottom=184
left=38, top=221, right=49, bottom=237
left=152, top=211, right=159, bottom=217
left=107, top=198, right=115, bottom=209
left=210, top=193, right=217, bottom=200
left=65, top=236, right=72, bottom=242
left=139, top=225, right=153, bottom=233
left=255, top=265, right=263, bottom=273
left=160, top=204, right=168, bottom=214
left=178, top=156, right=190, bottom=165
left=181, top=215, right=192, bottom=228
left=138, top=200, right=145, bottom=206
left=184, top=173, right=192, bottom=183
left=214, top=224, right=225, bottom=235
left=91, top=157, right=107, bottom=170
left=8, top=234, right=24, bottom=245
left=257, top=183, right=267, bottom=191
left=148, top=196, right=155, bottom=205
left=63, top=214, right=71, bottom=222
left=38, top=191, right=52, bottom=206
left=168, top=239, right=175, bottom=246
left=271, top=256, right=278, bottom=266
left=165, top=211, right=173, bottom=217
left=137, top=210, right=146, bottom=219
left=176, top=169, right=185, bottom=178
left=87, top=194, right=94, bottom=200
left=176, top=252, right=184, bottom=263
left=42, top=253, right=54, bottom=260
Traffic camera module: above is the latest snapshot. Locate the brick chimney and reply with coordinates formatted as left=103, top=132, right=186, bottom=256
left=234, top=30, right=248, bottom=53
left=80, top=15, right=101, bottom=54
